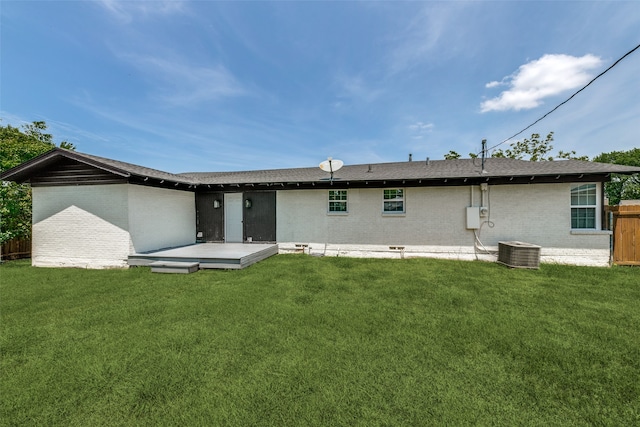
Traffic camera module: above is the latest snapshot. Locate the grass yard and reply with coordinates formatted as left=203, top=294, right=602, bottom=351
left=1, top=256, right=639, bottom=426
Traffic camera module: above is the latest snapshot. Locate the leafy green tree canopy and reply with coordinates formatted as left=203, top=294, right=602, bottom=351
left=442, top=150, right=477, bottom=160
left=593, top=148, right=640, bottom=167
left=444, top=132, right=587, bottom=161
left=593, top=148, right=640, bottom=205
left=1, top=121, right=74, bottom=243
left=491, top=132, right=589, bottom=161
left=443, top=150, right=461, bottom=160
left=1, top=121, right=75, bottom=172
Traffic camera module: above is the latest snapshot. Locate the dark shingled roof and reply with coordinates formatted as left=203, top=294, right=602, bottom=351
left=2, top=148, right=640, bottom=187
left=68, top=150, right=198, bottom=184
left=179, top=157, right=640, bottom=185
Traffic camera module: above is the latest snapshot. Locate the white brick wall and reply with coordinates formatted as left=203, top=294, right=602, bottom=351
left=475, top=183, right=609, bottom=249
left=32, top=185, right=131, bottom=268
left=276, top=183, right=611, bottom=266
left=31, top=184, right=196, bottom=268
left=278, top=186, right=475, bottom=246
left=127, top=185, right=195, bottom=253
left=29, top=181, right=610, bottom=268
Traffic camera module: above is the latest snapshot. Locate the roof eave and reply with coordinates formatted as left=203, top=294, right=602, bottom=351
left=0, top=148, right=131, bottom=183
left=195, top=171, right=614, bottom=190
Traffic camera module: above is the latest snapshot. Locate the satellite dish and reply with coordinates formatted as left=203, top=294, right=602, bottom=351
left=319, top=157, right=343, bottom=183
left=319, top=157, right=344, bottom=173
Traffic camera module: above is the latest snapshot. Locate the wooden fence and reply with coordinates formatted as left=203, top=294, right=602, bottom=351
left=1, top=238, right=32, bottom=260
left=609, top=205, right=640, bottom=266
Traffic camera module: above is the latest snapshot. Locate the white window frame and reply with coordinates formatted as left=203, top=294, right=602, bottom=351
left=383, top=188, right=405, bottom=214
left=328, top=190, right=348, bottom=214
left=570, top=183, right=601, bottom=230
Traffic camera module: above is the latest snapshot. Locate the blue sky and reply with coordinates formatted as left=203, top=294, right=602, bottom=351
left=1, top=1, right=638, bottom=173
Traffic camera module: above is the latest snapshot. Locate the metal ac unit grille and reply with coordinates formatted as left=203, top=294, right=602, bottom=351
left=498, top=241, right=541, bottom=269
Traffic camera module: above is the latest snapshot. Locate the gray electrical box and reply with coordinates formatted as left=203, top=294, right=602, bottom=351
left=466, top=207, right=480, bottom=229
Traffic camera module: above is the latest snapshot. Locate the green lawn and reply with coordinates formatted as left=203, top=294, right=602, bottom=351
left=1, top=256, right=639, bottom=426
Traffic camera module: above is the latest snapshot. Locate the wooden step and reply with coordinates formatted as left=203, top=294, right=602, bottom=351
left=149, top=261, right=199, bottom=274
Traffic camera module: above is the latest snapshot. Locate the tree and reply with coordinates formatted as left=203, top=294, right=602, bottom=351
left=444, top=150, right=461, bottom=160
left=0, top=121, right=74, bottom=243
left=491, top=132, right=589, bottom=161
left=593, top=148, right=640, bottom=205
left=443, top=150, right=478, bottom=160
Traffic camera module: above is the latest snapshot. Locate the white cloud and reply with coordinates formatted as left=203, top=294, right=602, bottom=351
left=386, top=5, right=452, bottom=74
left=98, top=0, right=187, bottom=23
left=481, top=54, right=603, bottom=113
left=409, top=121, right=434, bottom=132
left=121, top=54, right=246, bottom=105
left=384, top=2, right=476, bottom=75
left=408, top=121, right=434, bottom=140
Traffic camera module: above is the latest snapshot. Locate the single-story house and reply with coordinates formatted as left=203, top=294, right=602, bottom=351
left=2, top=148, right=640, bottom=268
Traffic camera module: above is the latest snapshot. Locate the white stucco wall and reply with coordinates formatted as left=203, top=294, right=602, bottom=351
left=127, top=185, right=195, bottom=253
left=276, top=183, right=611, bottom=266
left=32, top=184, right=131, bottom=268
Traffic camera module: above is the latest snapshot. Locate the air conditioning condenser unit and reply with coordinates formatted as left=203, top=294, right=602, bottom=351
left=498, top=241, right=541, bottom=269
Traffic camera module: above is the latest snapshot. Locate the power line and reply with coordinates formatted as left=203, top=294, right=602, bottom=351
left=483, top=42, right=640, bottom=154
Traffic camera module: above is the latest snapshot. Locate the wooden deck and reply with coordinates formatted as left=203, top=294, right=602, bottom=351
left=128, top=243, right=279, bottom=271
